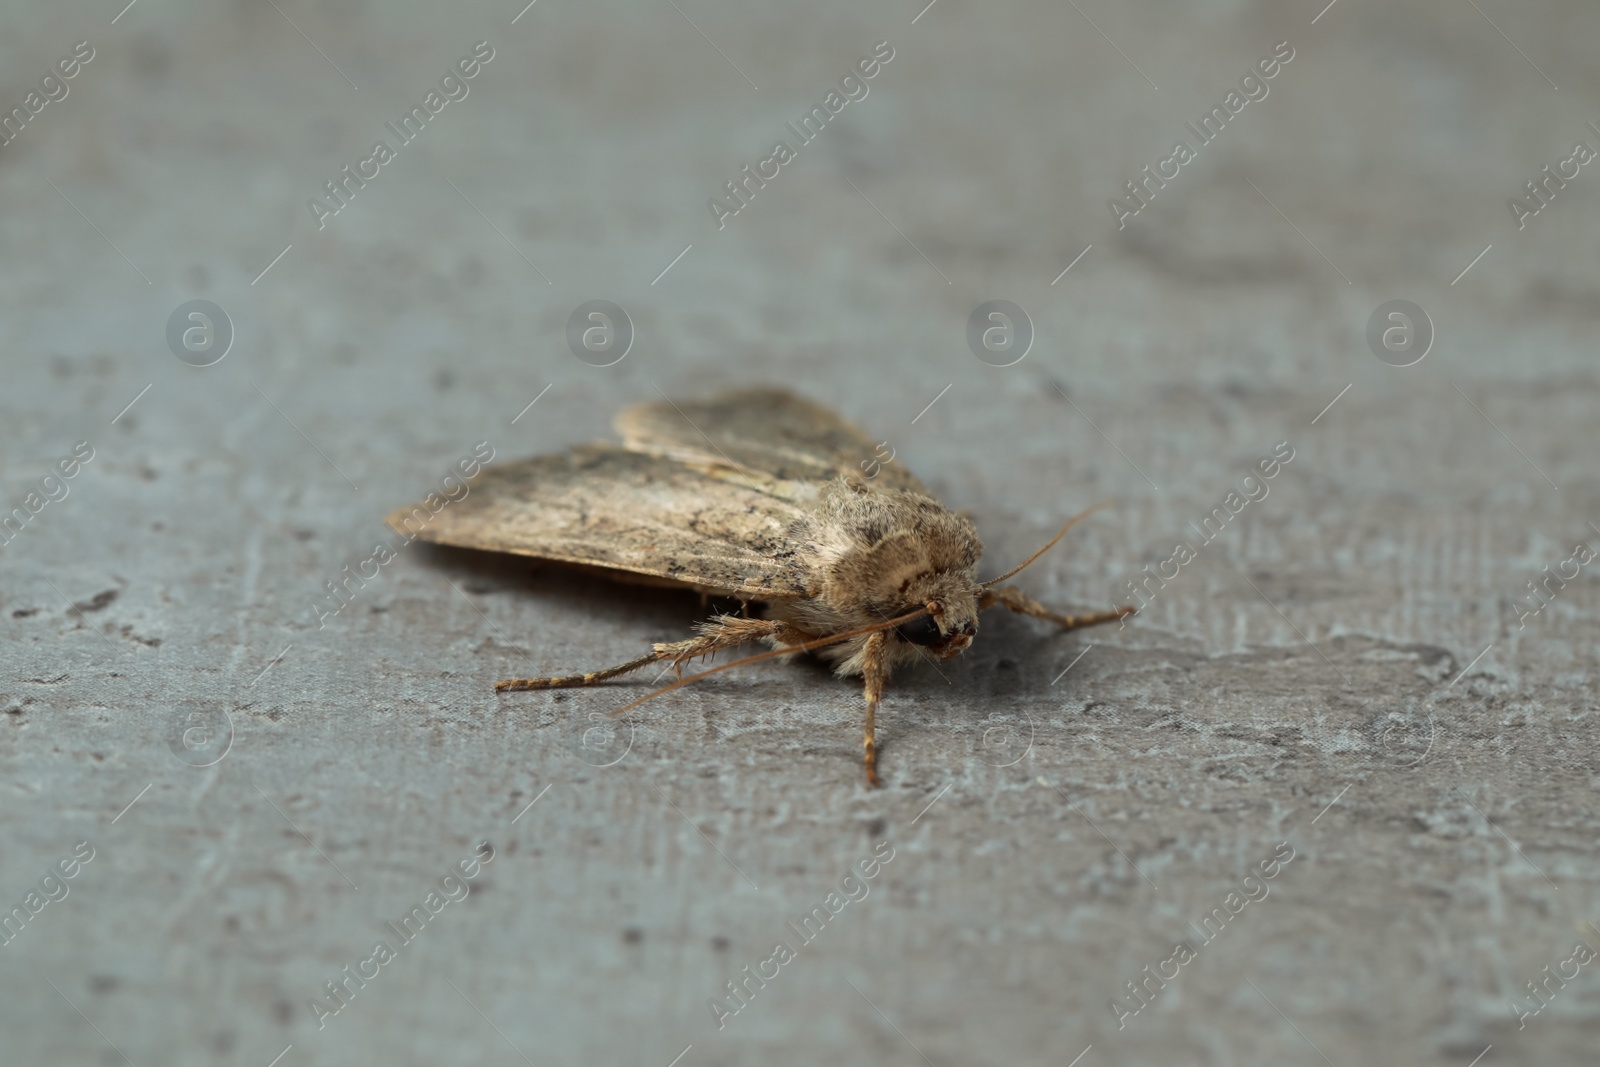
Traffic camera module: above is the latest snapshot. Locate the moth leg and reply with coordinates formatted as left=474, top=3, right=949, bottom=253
left=655, top=617, right=787, bottom=674
left=979, top=585, right=1136, bottom=631
left=495, top=650, right=663, bottom=692
left=860, top=630, right=890, bottom=787
left=494, top=616, right=786, bottom=692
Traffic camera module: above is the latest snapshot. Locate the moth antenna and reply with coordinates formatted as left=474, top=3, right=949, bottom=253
left=607, top=608, right=931, bottom=719
left=980, top=501, right=1111, bottom=589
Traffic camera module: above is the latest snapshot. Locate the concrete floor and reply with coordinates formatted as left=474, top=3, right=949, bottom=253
left=2, top=1, right=1598, bottom=1064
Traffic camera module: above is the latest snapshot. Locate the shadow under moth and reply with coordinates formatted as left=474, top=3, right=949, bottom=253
left=388, top=388, right=1132, bottom=785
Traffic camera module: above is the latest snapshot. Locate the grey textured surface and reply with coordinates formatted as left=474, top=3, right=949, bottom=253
left=3, top=1, right=1598, bottom=1064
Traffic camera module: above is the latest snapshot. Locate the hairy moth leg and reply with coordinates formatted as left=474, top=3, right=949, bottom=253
left=657, top=617, right=791, bottom=677
left=860, top=630, right=891, bottom=787
left=979, top=585, right=1136, bottom=631
left=495, top=616, right=787, bottom=691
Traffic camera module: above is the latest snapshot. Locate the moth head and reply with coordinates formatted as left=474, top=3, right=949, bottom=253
left=818, top=482, right=984, bottom=656
left=879, top=498, right=1117, bottom=660
left=893, top=604, right=977, bottom=657
left=890, top=571, right=981, bottom=659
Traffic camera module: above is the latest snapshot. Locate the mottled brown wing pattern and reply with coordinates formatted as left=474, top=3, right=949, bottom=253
left=386, top=445, right=815, bottom=598
left=615, top=388, right=930, bottom=494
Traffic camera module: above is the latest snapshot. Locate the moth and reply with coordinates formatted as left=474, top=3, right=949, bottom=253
left=389, top=388, right=1132, bottom=785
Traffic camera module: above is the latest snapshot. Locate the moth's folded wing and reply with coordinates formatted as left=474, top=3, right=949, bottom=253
left=385, top=445, right=814, bottom=599
left=615, top=387, right=931, bottom=494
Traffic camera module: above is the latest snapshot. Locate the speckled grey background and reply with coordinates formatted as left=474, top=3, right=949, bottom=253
left=3, top=1, right=1598, bottom=1064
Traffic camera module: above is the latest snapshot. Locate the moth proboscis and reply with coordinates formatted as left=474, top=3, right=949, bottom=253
left=388, top=388, right=1134, bottom=785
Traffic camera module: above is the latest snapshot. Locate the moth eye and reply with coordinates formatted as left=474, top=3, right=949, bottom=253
left=894, top=613, right=943, bottom=647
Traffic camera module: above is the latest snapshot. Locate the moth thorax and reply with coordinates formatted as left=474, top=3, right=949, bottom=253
left=829, top=531, right=938, bottom=604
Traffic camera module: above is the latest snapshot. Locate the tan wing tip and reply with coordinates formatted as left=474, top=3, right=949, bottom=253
left=384, top=502, right=441, bottom=543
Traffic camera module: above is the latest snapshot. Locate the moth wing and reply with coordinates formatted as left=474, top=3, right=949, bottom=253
left=615, top=388, right=931, bottom=494
left=385, top=445, right=814, bottom=599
